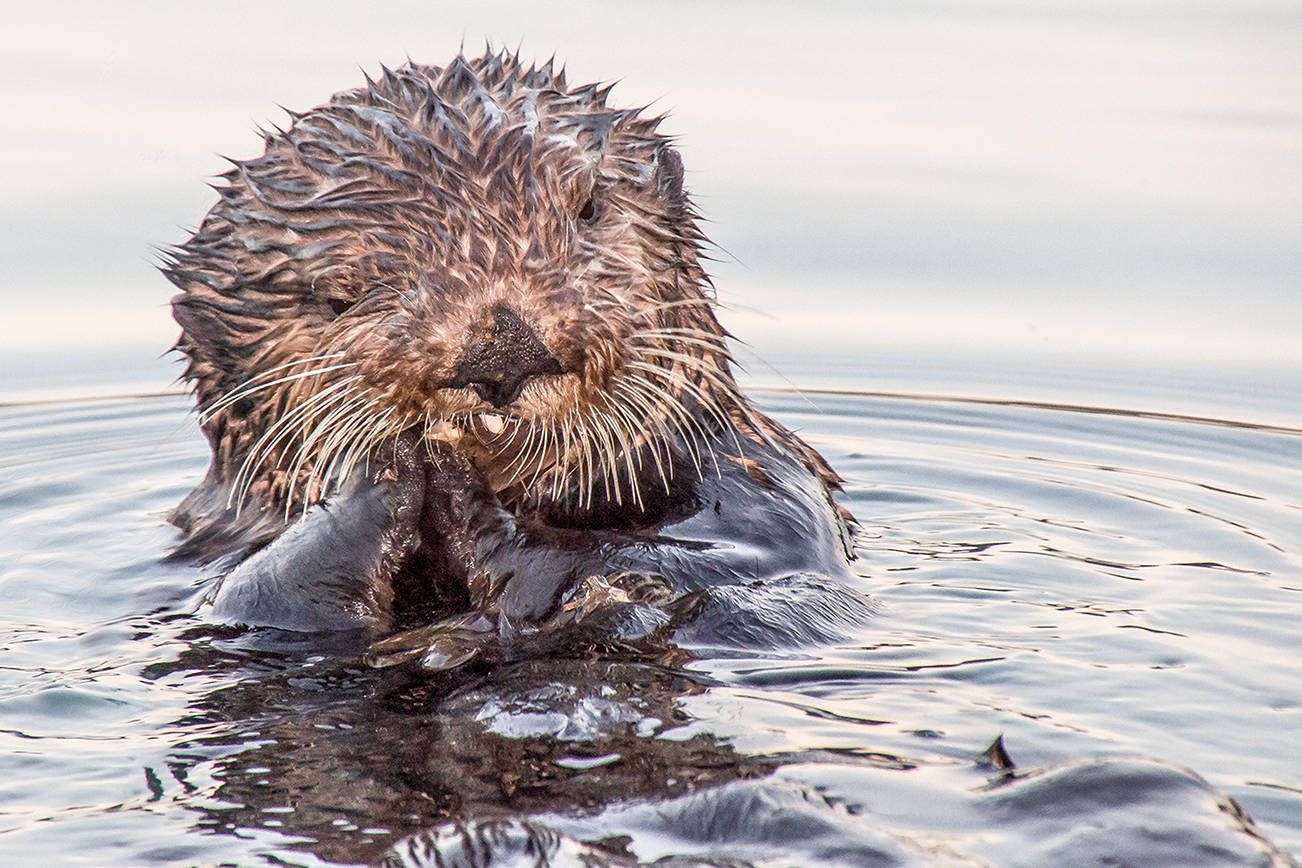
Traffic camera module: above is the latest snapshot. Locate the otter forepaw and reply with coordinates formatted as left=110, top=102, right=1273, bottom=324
left=363, top=611, right=499, bottom=672
left=546, top=571, right=684, bottom=645
left=363, top=573, right=691, bottom=674
left=419, top=444, right=517, bottom=546
left=559, top=571, right=675, bottom=620
left=200, top=430, right=429, bottom=633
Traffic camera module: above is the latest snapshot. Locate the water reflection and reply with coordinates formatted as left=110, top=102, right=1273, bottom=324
left=130, top=627, right=1301, bottom=865
left=143, top=637, right=770, bottom=865
left=135, top=622, right=1289, bottom=867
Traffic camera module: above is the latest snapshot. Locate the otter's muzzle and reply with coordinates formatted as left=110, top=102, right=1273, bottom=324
left=449, top=305, right=563, bottom=408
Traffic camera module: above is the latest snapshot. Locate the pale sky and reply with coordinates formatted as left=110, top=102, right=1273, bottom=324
left=2, top=1, right=1298, bottom=378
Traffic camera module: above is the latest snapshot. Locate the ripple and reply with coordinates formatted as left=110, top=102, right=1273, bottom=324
left=1, top=390, right=1300, bottom=862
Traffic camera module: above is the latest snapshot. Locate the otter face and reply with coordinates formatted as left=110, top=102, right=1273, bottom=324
left=167, top=51, right=746, bottom=518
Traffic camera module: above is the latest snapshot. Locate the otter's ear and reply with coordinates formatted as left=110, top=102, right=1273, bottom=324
left=655, top=146, right=686, bottom=203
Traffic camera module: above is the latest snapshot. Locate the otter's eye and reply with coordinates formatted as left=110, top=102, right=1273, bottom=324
left=327, top=297, right=355, bottom=317
left=577, top=197, right=597, bottom=223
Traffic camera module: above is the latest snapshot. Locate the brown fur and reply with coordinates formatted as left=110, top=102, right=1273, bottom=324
left=165, top=50, right=839, bottom=562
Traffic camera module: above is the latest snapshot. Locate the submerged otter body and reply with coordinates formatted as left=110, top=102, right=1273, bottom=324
left=166, top=51, right=859, bottom=660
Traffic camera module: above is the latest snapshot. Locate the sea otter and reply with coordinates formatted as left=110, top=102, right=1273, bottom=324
left=165, top=50, right=859, bottom=666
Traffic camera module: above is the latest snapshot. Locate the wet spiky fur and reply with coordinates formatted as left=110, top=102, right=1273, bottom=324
left=165, top=49, right=838, bottom=562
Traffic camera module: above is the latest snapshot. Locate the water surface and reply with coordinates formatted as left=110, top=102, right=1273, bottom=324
left=0, top=386, right=1297, bottom=864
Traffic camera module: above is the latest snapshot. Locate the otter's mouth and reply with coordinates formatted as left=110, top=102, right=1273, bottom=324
left=426, top=412, right=513, bottom=445
left=415, top=397, right=664, bottom=509
left=420, top=411, right=564, bottom=499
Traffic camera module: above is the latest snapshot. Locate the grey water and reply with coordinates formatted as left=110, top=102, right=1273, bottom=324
left=1, top=381, right=1299, bottom=865
left=2, top=0, right=1300, bottom=864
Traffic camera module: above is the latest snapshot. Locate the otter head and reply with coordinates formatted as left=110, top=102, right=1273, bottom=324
left=167, top=51, right=747, bottom=523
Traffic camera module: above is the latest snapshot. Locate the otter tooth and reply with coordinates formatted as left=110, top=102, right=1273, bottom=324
left=479, top=413, right=505, bottom=435
left=429, top=421, right=463, bottom=444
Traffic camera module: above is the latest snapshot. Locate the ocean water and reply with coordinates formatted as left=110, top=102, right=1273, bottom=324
left=1, top=1, right=1299, bottom=864
left=0, top=385, right=1298, bottom=865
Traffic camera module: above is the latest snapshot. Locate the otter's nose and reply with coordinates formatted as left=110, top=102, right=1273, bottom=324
left=449, top=306, right=563, bottom=408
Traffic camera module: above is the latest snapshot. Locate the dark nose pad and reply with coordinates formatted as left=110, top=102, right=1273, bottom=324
left=449, top=306, right=563, bottom=408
